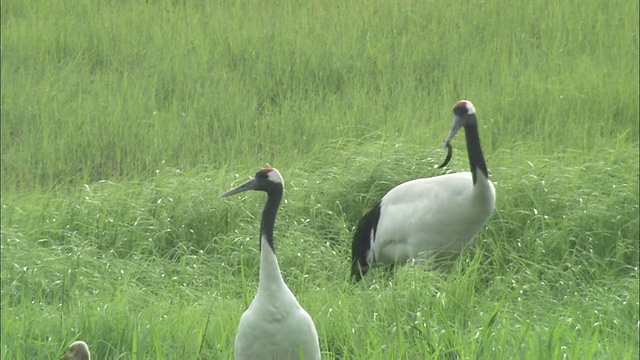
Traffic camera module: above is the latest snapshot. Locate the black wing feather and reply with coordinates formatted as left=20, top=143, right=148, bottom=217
left=351, top=201, right=381, bottom=281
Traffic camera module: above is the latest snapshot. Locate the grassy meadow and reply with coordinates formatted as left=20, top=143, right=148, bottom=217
left=2, top=0, right=639, bottom=359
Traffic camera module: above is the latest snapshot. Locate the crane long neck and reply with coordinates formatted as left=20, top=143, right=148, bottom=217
left=464, top=123, right=489, bottom=184
left=257, top=186, right=287, bottom=294
left=260, top=188, right=282, bottom=253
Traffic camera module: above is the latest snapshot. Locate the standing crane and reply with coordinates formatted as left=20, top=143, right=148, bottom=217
left=223, top=168, right=321, bottom=359
left=351, top=100, right=496, bottom=281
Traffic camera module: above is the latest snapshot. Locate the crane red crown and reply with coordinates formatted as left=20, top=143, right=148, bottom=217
left=455, top=100, right=469, bottom=109
left=454, top=100, right=476, bottom=115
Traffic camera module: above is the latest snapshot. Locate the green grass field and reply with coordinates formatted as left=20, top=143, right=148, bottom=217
left=2, top=0, right=638, bottom=358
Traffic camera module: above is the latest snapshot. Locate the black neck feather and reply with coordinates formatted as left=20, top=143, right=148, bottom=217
left=260, top=186, right=282, bottom=253
left=464, top=122, right=488, bottom=184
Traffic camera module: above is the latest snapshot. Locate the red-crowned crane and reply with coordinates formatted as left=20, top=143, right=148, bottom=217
left=351, top=100, right=496, bottom=281
left=60, top=340, right=91, bottom=360
left=222, top=168, right=321, bottom=360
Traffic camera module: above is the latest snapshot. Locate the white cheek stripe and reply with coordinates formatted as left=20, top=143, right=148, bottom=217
left=464, top=100, right=476, bottom=114
left=267, top=169, right=284, bottom=185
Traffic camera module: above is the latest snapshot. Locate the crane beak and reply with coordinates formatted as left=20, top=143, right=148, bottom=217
left=443, top=114, right=463, bottom=148
left=221, top=178, right=258, bottom=197
left=438, top=115, right=462, bottom=168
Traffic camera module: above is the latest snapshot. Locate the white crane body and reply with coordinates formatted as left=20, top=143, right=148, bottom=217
left=371, top=172, right=495, bottom=266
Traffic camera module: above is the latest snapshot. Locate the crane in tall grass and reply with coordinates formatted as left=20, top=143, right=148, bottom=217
left=222, top=168, right=321, bottom=360
left=60, top=340, right=91, bottom=360
left=351, top=100, right=496, bottom=281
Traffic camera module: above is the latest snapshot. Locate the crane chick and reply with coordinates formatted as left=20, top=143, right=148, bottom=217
left=60, top=340, right=91, bottom=360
